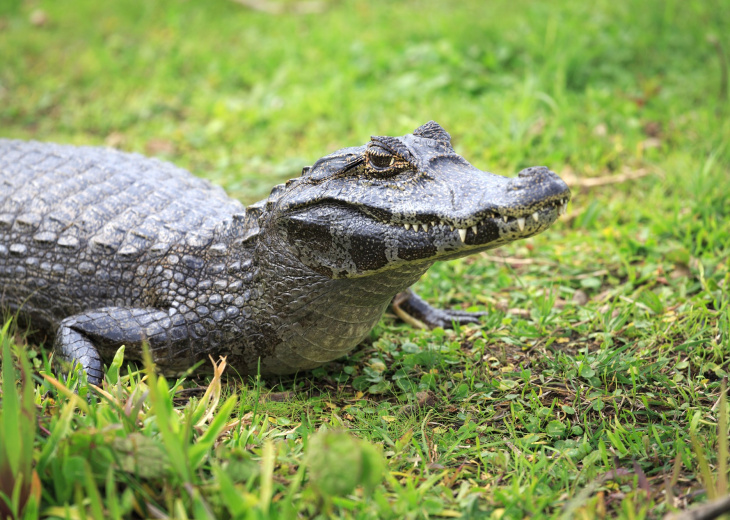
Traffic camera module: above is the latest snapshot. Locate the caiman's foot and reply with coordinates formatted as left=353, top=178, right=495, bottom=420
left=391, top=289, right=486, bottom=329
left=53, top=306, right=187, bottom=387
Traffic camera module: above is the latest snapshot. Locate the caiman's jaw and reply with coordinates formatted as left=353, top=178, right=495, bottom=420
left=264, top=121, right=571, bottom=278
left=365, top=192, right=570, bottom=252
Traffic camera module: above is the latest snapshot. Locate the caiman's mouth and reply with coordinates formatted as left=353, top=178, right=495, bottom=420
left=369, top=195, right=570, bottom=246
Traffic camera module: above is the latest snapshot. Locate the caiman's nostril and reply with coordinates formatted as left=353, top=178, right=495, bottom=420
left=509, top=166, right=571, bottom=202
left=518, top=166, right=550, bottom=179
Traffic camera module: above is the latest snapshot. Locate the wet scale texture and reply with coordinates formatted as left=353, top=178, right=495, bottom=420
left=0, top=122, right=571, bottom=385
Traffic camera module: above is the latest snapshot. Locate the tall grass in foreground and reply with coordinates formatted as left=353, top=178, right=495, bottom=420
left=0, top=322, right=391, bottom=519
left=0, top=321, right=40, bottom=520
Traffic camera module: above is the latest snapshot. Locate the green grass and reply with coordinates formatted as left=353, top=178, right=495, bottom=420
left=1, top=0, right=729, bottom=517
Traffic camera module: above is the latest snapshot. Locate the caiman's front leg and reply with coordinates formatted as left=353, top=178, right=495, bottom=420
left=391, top=289, right=486, bottom=329
left=53, top=307, right=189, bottom=386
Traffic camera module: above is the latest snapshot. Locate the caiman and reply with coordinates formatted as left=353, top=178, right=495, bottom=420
left=0, top=121, right=570, bottom=385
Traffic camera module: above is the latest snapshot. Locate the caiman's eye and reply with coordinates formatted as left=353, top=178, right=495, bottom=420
left=369, top=153, right=394, bottom=169
left=366, top=144, right=411, bottom=177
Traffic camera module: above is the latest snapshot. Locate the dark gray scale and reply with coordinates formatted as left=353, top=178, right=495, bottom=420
left=0, top=122, right=571, bottom=385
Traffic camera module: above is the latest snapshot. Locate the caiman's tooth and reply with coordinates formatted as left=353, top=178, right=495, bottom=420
left=471, top=225, right=477, bottom=235
left=517, top=217, right=526, bottom=231
left=413, top=223, right=419, bottom=232
left=404, top=223, right=410, bottom=230
left=431, top=221, right=436, bottom=228
left=502, top=215, right=508, bottom=223
left=532, top=212, right=539, bottom=222
left=457, top=228, right=467, bottom=242
left=449, top=225, right=454, bottom=231
left=562, top=203, right=568, bottom=215
left=422, top=222, right=429, bottom=232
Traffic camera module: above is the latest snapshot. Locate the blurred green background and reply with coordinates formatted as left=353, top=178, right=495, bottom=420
left=1, top=0, right=727, bottom=203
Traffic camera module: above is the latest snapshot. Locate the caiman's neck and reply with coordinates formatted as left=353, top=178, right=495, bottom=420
left=254, top=237, right=431, bottom=374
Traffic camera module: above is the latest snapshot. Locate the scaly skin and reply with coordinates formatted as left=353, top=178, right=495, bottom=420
left=0, top=122, right=570, bottom=385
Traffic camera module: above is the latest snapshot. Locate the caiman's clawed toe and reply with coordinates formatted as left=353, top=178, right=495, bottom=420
left=392, top=290, right=486, bottom=330
left=1, top=121, right=570, bottom=381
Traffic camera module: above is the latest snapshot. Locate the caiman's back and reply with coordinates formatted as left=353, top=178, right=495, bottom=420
left=0, top=140, right=244, bottom=331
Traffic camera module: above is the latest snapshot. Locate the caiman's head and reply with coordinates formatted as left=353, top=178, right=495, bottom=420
left=254, top=121, right=570, bottom=279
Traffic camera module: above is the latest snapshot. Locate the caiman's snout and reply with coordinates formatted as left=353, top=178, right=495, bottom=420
left=509, top=166, right=571, bottom=206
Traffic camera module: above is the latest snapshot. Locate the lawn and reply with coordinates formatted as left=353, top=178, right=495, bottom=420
left=1, top=0, right=729, bottom=517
